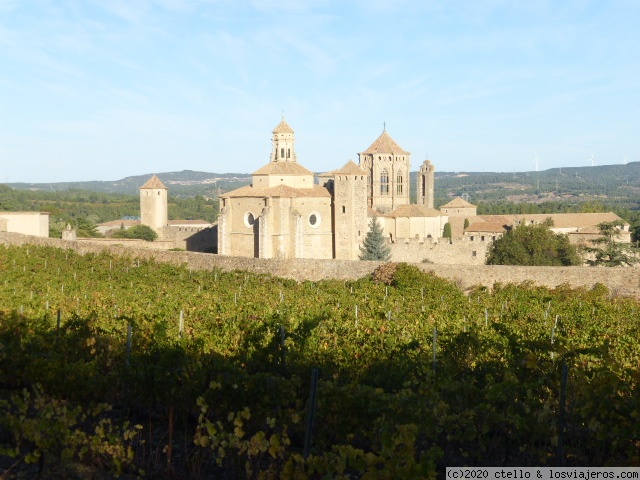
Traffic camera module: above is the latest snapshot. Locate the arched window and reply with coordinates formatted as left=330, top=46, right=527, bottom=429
left=396, top=173, right=403, bottom=194
left=380, top=169, right=389, bottom=195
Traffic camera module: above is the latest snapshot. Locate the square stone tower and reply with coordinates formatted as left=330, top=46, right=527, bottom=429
left=417, top=159, right=435, bottom=208
left=320, top=160, right=368, bottom=260
left=358, top=127, right=411, bottom=213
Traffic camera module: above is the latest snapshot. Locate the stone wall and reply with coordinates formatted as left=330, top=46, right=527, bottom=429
left=389, top=237, right=490, bottom=265
left=1, top=231, right=638, bottom=297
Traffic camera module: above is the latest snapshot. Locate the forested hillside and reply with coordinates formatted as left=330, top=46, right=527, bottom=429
left=0, top=246, right=639, bottom=478
left=0, top=185, right=218, bottom=238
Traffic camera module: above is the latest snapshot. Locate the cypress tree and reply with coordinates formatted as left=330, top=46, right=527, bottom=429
left=359, top=216, right=391, bottom=261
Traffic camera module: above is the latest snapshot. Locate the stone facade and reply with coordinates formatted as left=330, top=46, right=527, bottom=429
left=380, top=204, right=447, bottom=243
left=416, top=159, right=435, bottom=208
left=140, top=175, right=168, bottom=232
left=358, top=128, right=411, bottom=212
left=219, top=119, right=335, bottom=259
left=0, top=212, right=49, bottom=237
left=219, top=120, right=368, bottom=260
left=218, top=120, right=448, bottom=260
left=321, top=161, right=368, bottom=260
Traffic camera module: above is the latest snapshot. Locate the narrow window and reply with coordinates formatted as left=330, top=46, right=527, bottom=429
left=287, top=148, right=290, bottom=158
left=281, top=148, right=284, bottom=158
left=397, top=173, right=403, bottom=194
left=380, top=169, right=389, bottom=195
left=342, top=206, right=346, bottom=213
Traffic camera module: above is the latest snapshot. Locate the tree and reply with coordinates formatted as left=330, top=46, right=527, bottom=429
left=112, top=224, right=158, bottom=242
left=463, top=218, right=470, bottom=230
left=359, top=216, right=391, bottom=261
left=486, top=219, right=581, bottom=266
left=584, top=220, right=638, bottom=267
left=442, top=223, right=452, bottom=239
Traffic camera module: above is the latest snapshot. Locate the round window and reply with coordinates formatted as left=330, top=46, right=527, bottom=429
left=244, top=212, right=255, bottom=228
left=308, top=212, right=321, bottom=228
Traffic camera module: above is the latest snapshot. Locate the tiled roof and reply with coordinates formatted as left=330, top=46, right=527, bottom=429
left=476, top=212, right=627, bottom=229
left=441, top=197, right=476, bottom=208
left=322, top=160, right=367, bottom=176
left=97, top=219, right=141, bottom=227
left=360, top=130, right=409, bottom=155
left=272, top=118, right=294, bottom=134
left=222, top=184, right=331, bottom=199
left=168, top=220, right=211, bottom=226
left=140, top=175, right=167, bottom=190
left=384, top=204, right=443, bottom=218
left=465, top=222, right=507, bottom=233
left=252, top=161, right=314, bottom=176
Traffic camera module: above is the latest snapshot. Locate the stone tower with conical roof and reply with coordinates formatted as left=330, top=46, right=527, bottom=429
left=140, top=175, right=168, bottom=233
left=417, top=159, right=435, bottom=208
left=358, top=127, right=411, bottom=212
left=270, top=117, right=297, bottom=163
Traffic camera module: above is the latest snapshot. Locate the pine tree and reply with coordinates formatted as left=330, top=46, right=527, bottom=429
left=443, top=222, right=452, bottom=239
left=584, top=220, right=639, bottom=266
left=359, top=216, right=391, bottom=261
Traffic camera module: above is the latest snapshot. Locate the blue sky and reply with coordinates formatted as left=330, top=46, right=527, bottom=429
left=1, top=0, right=639, bottom=183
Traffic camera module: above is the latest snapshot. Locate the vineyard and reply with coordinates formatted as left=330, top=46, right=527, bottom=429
left=0, top=244, right=639, bottom=478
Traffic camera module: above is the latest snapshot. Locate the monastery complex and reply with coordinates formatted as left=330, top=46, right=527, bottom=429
left=217, top=118, right=446, bottom=260
left=212, top=119, right=630, bottom=262
left=1, top=118, right=631, bottom=265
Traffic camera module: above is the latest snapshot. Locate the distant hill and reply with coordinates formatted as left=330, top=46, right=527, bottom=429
left=6, top=163, right=640, bottom=206
left=429, top=162, right=640, bottom=207
left=7, top=170, right=252, bottom=197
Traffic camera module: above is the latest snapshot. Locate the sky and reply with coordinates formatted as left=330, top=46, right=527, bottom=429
left=1, top=0, right=639, bottom=183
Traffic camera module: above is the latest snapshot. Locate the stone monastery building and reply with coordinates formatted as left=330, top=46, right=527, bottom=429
left=217, top=118, right=444, bottom=260
left=130, top=118, right=629, bottom=263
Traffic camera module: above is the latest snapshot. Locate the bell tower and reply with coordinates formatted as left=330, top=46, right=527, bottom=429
left=417, top=159, right=435, bottom=208
left=357, top=126, right=411, bottom=212
left=270, top=116, right=297, bottom=163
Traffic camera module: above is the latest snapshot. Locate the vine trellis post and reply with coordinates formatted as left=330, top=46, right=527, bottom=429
left=303, top=367, right=319, bottom=459
left=557, top=363, right=569, bottom=466
left=432, top=328, right=437, bottom=372
left=126, top=324, right=132, bottom=367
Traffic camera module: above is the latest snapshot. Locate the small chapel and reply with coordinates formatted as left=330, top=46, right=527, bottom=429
left=217, top=118, right=446, bottom=260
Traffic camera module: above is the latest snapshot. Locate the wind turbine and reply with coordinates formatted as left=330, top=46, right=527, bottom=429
left=589, top=153, right=596, bottom=167
left=623, top=153, right=628, bottom=165
left=532, top=151, right=540, bottom=172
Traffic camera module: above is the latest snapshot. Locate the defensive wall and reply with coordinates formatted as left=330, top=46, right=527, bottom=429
left=389, top=237, right=490, bottom=265
left=1, top=231, right=639, bottom=298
